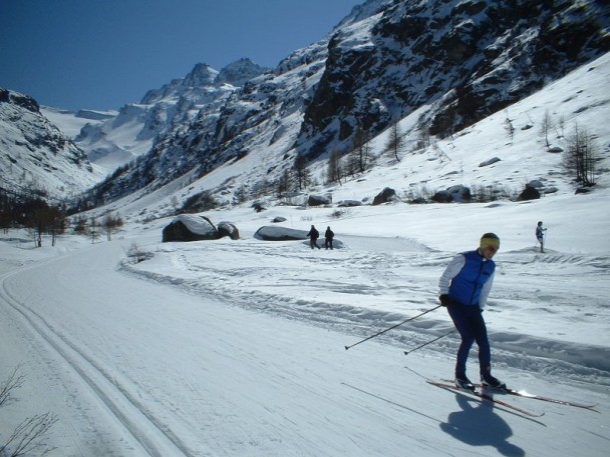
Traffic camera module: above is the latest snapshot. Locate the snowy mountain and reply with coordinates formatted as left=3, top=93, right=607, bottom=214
left=1, top=53, right=610, bottom=455
left=68, top=59, right=268, bottom=173
left=79, top=0, right=609, bottom=209
left=1, top=0, right=609, bottom=211
left=89, top=49, right=610, bottom=226
left=1, top=2, right=610, bottom=455
left=0, top=89, right=105, bottom=199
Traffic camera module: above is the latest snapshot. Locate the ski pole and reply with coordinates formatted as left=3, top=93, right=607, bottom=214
left=344, top=305, right=441, bottom=350
left=403, top=329, right=456, bottom=355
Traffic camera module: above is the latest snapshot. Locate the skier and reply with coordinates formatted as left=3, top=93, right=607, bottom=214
left=307, top=225, right=321, bottom=249
left=536, top=221, right=547, bottom=253
left=438, top=233, right=506, bottom=391
left=324, top=226, right=334, bottom=250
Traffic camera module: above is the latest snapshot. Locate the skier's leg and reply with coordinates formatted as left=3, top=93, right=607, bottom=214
left=470, top=310, right=491, bottom=373
left=448, top=305, right=475, bottom=378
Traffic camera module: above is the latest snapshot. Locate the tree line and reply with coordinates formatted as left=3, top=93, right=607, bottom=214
left=0, top=187, right=67, bottom=246
left=0, top=187, right=123, bottom=246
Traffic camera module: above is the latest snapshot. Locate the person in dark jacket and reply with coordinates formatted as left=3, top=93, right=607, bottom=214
left=324, top=226, right=334, bottom=250
left=536, top=221, right=547, bottom=253
left=438, top=233, right=505, bottom=391
left=307, top=225, right=321, bottom=249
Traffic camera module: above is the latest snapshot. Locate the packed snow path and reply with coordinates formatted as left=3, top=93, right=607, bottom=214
left=0, top=234, right=608, bottom=456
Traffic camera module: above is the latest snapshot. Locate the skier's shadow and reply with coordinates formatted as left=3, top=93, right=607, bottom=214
left=439, top=394, right=525, bottom=457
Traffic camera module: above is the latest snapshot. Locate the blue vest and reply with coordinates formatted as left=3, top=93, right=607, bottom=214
left=449, top=250, right=495, bottom=306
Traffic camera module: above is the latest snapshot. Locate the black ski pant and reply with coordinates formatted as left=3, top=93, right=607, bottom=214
left=447, top=304, right=491, bottom=379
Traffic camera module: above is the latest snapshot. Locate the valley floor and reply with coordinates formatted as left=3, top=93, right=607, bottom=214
left=1, top=215, right=608, bottom=456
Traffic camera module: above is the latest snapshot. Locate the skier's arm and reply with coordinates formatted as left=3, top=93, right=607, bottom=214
left=478, top=272, right=495, bottom=309
left=438, top=254, right=465, bottom=295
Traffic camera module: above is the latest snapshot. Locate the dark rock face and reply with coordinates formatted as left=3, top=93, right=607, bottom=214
left=297, top=0, right=610, bottom=156
left=81, top=0, right=610, bottom=207
left=0, top=88, right=39, bottom=112
left=218, top=221, right=240, bottom=240
left=373, top=187, right=397, bottom=205
left=0, top=88, right=100, bottom=196
left=308, top=194, right=332, bottom=206
left=432, top=185, right=472, bottom=203
left=517, top=185, right=541, bottom=201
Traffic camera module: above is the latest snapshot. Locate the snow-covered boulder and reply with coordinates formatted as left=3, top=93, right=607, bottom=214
left=218, top=221, right=240, bottom=240
left=162, top=214, right=218, bottom=242
left=432, top=185, right=471, bottom=203
left=516, top=185, right=541, bottom=201
left=308, top=194, right=332, bottom=206
left=479, top=157, right=501, bottom=167
left=372, top=188, right=397, bottom=205
left=254, top=226, right=308, bottom=241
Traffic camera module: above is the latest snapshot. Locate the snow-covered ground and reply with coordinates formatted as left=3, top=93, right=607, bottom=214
left=2, top=53, right=610, bottom=457
left=1, top=185, right=609, bottom=456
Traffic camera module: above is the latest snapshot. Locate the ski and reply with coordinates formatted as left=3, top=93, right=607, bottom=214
left=427, top=380, right=545, bottom=417
left=471, top=384, right=599, bottom=411
left=440, top=379, right=598, bottom=410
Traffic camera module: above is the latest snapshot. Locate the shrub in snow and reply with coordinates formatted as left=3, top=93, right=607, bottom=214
left=252, top=202, right=266, bottom=212
left=126, top=243, right=153, bottom=263
left=337, top=200, right=362, bottom=207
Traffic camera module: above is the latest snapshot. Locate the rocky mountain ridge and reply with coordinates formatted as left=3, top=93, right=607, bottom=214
left=0, top=88, right=104, bottom=199
left=80, top=0, right=608, bottom=209
left=72, top=58, right=269, bottom=172
left=1, top=0, right=609, bottom=211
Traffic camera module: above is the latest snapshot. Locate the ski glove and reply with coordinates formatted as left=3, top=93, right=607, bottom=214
left=439, top=294, right=453, bottom=307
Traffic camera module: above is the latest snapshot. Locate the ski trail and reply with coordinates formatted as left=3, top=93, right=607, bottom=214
left=0, top=267, right=195, bottom=457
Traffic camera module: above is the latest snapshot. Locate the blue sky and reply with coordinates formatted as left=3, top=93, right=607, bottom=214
left=0, top=0, right=363, bottom=111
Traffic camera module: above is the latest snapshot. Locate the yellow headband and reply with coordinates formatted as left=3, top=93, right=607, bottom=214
left=480, top=237, right=500, bottom=250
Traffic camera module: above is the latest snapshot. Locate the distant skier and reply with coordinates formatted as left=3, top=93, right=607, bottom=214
left=324, top=226, right=334, bottom=250
left=438, top=233, right=506, bottom=391
left=536, top=221, right=547, bottom=253
left=307, top=225, right=321, bottom=249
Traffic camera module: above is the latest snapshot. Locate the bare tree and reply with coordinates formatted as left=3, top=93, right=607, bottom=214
left=277, top=168, right=291, bottom=196
left=539, top=110, right=554, bottom=148
left=557, top=115, right=566, bottom=138
left=351, top=126, right=371, bottom=173
left=293, top=154, right=310, bottom=191
left=170, top=195, right=180, bottom=213
left=416, top=114, right=431, bottom=149
left=1, top=413, right=58, bottom=457
left=102, top=213, right=123, bottom=241
left=563, top=124, right=598, bottom=187
left=385, top=123, right=404, bottom=161
left=0, top=365, right=24, bottom=407
left=327, top=150, right=343, bottom=185
left=504, top=112, right=515, bottom=143
left=90, top=217, right=100, bottom=244
left=1, top=366, right=58, bottom=457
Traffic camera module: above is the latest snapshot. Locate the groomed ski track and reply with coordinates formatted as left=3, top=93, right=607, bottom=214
left=0, top=235, right=608, bottom=456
